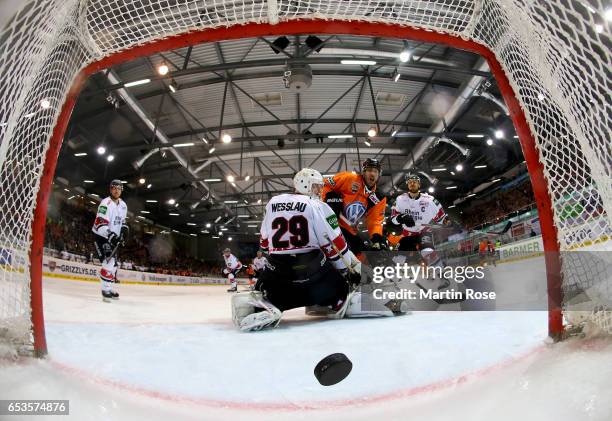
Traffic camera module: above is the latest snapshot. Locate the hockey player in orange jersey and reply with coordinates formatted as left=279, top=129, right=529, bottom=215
left=321, top=158, right=388, bottom=255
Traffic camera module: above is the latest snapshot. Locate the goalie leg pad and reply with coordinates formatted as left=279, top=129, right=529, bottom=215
left=231, top=291, right=282, bottom=332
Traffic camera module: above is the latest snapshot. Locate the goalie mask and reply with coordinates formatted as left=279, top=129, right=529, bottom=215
left=293, top=168, right=324, bottom=200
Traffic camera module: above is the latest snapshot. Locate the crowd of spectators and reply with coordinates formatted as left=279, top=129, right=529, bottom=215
left=460, top=180, right=535, bottom=229
left=44, top=195, right=220, bottom=277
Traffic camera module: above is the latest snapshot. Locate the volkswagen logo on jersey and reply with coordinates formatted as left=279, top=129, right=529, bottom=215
left=344, top=201, right=367, bottom=226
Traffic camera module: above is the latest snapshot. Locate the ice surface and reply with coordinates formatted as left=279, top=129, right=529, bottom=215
left=1, top=255, right=611, bottom=420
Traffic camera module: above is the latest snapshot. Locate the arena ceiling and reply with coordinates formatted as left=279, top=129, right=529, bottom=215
left=55, top=34, right=526, bottom=236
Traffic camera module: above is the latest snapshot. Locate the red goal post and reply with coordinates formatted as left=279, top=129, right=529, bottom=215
left=0, top=1, right=609, bottom=357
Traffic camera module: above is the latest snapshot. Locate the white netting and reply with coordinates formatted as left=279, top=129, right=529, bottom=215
left=0, top=0, right=610, bottom=354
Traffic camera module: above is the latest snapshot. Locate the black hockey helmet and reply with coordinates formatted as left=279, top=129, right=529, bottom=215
left=362, top=158, right=382, bottom=174
left=109, top=179, right=123, bottom=190
left=404, top=173, right=420, bottom=184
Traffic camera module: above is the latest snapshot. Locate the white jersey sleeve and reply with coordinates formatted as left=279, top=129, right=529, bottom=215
left=92, top=198, right=112, bottom=238
left=253, top=256, right=268, bottom=270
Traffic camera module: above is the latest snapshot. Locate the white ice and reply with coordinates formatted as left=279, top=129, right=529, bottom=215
left=1, top=255, right=612, bottom=420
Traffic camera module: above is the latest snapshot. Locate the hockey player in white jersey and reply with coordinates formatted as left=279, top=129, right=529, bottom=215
left=223, top=248, right=243, bottom=292
left=231, top=168, right=407, bottom=332
left=92, top=180, right=129, bottom=302
left=252, top=250, right=268, bottom=283
left=388, top=173, right=448, bottom=267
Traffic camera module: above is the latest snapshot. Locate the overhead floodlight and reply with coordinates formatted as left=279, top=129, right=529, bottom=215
left=146, top=200, right=157, bottom=203
left=157, top=64, right=169, bottom=75
left=173, top=142, right=194, bottom=148
left=74, top=152, right=87, bottom=157
left=270, top=36, right=290, bottom=54
left=222, top=133, right=232, bottom=143
left=474, top=164, right=487, bottom=169
left=169, top=213, right=179, bottom=216
left=431, top=167, right=446, bottom=172
left=227, top=175, right=235, bottom=183
left=486, top=138, right=494, bottom=146
left=138, top=178, right=146, bottom=184
left=204, top=178, right=221, bottom=182
left=467, top=134, right=484, bottom=138
left=224, top=200, right=238, bottom=204
left=205, top=223, right=211, bottom=228
left=244, top=175, right=250, bottom=181
left=428, top=187, right=435, bottom=193
left=446, top=186, right=457, bottom=190
left=124, top=79, right=150, bottom=87
left=494, top=130, right=504, bottom=139
left=147, top=184, right=152, bottom=189
left=391, top=129, right=398, bottom=137
left=455, top=164, right=463, bottom=172
left=328, top=134, right=353, bottom=139
left=367, top=128, right=377, bottom=137
left=399, top=50, right=411, bottom=62
left=84, top=180, right=94, bottom=184
left=168, top=80, right=177, bottom=93
left=364, top=141, right=371, bottom=147
left=209, top=147, right=215, bottom=154
left=393, top=72, right=401, bottom=82
left=96, top=146, right=106, bottom=155
left=106, top=155, right=115, bottom=162
left=201, top=137, right=208, bottom=144
left=228, top=237, right=233, bottom=241
left=340, top=60, right=376, bottom=65
left=257, top=199, right=262, bottom=204
left=167, top=198, right=176, bottom=205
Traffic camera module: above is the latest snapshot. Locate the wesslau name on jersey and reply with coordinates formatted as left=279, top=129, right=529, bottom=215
left=271, top=202, right=307, bottom=213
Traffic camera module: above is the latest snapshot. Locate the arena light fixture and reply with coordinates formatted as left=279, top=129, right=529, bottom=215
left=428, top=187, right=435, bottom=193
left=187, top=223, right=196, bottom=226
left=474, top=164, right=487, bottom=169
left=494, top=129, right=504, bottom=139
left=467, top=134, right=484, bottom=138
left=244, top=175, right=250, bottom=181
left=96, top=146, right=106, bottom=155
left=83, top=180, right=94, bottom=183
left=167, top=198, right=176, bottom=205
left=455, top=164, right=463, bottom=172
left=138, top=178, right=145, bottom=184
left=140, top=210, right=150, bottom=214
left=393, top=72, right=401, bottom=82
left=238, top=215, right=250, bottom=218
left=147, top=184, right=152, bottom=189
left=146, top=200, right=157, bottom=203
left=173, top=142, right=194, bottom=148
left=399, top=50, right=411, bottom=62
left=157, top=64, right=169, bottom=75
left=224, top=200, right=238, bottom=204
left=209, top=147, right=215, bottom=154
left=205, top=223, right=211, bottom=228
left=201, top=137, right=208, bottom=144
left=228, top=237, right=233, bottom=241
left=431, top=167, right=446, bottom=172
left=169, top=213, right=179, bottom=216
left=467, top=193, right=476, bottom=197
left=446, top=186, right=457, bottom=190
left=257, top=199, right=262, bottom=204
left=168, top=80, right=177, bottom=93
left=222, top=133, right=232, bottom=143
left=364, top=141, right=371, bottom=147
left=340, top=59, right=376, bottom=65
left=486, top=138, right=494, bottom=146
left=448, top=205, right=456, bottom=209
left=227, top=175, right=235, bottom=183
left=106, top=155, right=114, bottom=162
left=189, top=233, right=197, bottom=237
left=328, top=134, right=353, bottom=139
left=212, top=236, right=219, bottom=239
left=74, top=152, right=87, bottom=157
left=204, top=178, right=221, bottom=182
left=491, top=178, right=501, bottom=183
left=367, top=127, right=377, bottom=137
left=124, top=78, right=150, bottom=87
left=391, top=129, right=398, bottom=137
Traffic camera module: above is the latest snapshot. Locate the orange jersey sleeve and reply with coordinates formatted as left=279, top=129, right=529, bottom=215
left=321, top=172, right=351, bottom=199
left=365, top=195, right=386, bottom=237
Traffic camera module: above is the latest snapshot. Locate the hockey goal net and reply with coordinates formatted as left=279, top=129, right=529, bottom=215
left=0, top=0, right=610, bottom=356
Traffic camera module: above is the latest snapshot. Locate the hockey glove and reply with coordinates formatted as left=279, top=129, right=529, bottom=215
left=107, top=232, right=120, bottom=249
left=398, top=213, right=416, bottom=227
left=119, top=224, right=130, bottom=245
left=370, top=234, right=388, bottom=251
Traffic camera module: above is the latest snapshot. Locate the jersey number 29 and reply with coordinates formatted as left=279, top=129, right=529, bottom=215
left=271, top=216, right=309, bottom=248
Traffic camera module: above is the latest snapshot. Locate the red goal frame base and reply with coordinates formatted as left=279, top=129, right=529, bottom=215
left=29, top=19, right=563, bottom=357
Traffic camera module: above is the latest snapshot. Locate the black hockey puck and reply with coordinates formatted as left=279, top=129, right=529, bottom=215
left=314, top=353, right=352, bottom=386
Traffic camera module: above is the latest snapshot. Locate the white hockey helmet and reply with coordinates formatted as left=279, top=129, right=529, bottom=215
left=293, top=168, right=324, bottom=199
